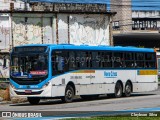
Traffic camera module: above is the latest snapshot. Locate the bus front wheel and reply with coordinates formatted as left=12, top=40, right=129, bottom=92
left=27, top=97, right=40, bottom=105
left=61, top=85, right=74, bottom=103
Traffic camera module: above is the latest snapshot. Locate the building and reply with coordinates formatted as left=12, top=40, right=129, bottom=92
left=111, top=0, right=132, bottom=33
left=110, top=0, right=160, bottom=72
left=0, top=0, right=29, bottom=79
left=110, top=0, right=160, bottom=33
left=12, top=3, right=114, bottom=46
left=132, top=11, right=160, bottom=31
left=110, top=0, right=160, bottom=49
left=132, top=0, right=160, bottom=32
left=0, top=1, right=116, bottom=79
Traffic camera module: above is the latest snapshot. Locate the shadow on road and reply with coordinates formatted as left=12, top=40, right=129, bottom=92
left=131, top=93, right=156, bottom=97
left=10, top=93, right=156, bottom=106
left=10, top=99, right=63, bottom=106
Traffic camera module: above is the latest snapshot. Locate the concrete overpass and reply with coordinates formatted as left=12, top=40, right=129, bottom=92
left=113, top=33, right=160, bottom=48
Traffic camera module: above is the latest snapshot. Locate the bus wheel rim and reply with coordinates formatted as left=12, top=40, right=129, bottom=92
left=66, top=89, right=72, bottom=99
left=126, top=85, right=131, bottom=94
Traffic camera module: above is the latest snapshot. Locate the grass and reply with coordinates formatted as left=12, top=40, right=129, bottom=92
left=62, top=112, right=160, bottom=120
left=0, top=89, right=5, bottom=98
left=64, top=116, right=160, bottom=120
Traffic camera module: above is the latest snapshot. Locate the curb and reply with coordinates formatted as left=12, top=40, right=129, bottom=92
left=0, top=101, right=12, bottom=105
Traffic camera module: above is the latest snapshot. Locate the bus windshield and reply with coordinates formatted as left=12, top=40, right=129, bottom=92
left=10, top=54, right=48, bottom=78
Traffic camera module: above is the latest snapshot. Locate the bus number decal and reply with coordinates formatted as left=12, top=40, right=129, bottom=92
left=70, top=76, right=82, bottom=79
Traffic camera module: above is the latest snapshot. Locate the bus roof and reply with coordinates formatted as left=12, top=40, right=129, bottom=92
left=15, top=44, right=155, bottom=52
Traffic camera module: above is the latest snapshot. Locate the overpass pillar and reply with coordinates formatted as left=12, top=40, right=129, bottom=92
left=111, top=0, right=132, bottom=33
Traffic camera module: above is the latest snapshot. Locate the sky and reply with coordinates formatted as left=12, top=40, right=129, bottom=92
left=29, top=0, right=160, bottom=11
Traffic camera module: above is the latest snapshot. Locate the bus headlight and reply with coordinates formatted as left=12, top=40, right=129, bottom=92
left=42, top=82, right=50, bottom=88
left=10, top=83, right=16, bottom=89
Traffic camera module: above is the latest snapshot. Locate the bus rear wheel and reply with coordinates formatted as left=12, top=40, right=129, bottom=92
left=123, top=82, right=132, bottom=97
left=114, top=82, right=123, bottom=98
left=61, top=85, right=74, bottom=103
left=27, top=97, right=40, bottom=105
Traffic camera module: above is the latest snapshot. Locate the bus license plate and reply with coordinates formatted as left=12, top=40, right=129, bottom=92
left=25, top=90, right=32, bottom=93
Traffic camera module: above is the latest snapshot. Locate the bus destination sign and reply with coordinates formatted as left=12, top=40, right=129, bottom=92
left=14, top=46, right=47, bottom=53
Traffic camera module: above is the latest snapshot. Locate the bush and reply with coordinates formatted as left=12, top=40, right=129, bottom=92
left=0, top=82, right=9, bottom=90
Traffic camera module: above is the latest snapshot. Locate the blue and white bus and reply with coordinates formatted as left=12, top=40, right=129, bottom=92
left=10, top=44, right=158, bottom=104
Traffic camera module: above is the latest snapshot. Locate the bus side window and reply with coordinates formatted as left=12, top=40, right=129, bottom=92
left=146, top=61, right=155, bottom=68
left=86, top=52, right=92, bottom=68
left=136, top=61, right=144, bottom=68
left=136, top=53, right=144, bottom=60
left=56, top=56, right=64, bottom=71
left=104, top=52, right=112, bottom=68
left=124, top=52, right=135, bottom=68
left=145, top=53, right=155, bottom=60
left=68, top=51, right=76, bottom=70
left=100, top=52, right=112, bottom=68
left=135, top=53, right=145, bottom=68
left=91, top=52, right=99, bottom=68
left=52, top=51, right=65, bottom=76
left=76, top=51, right=88, bottom=68
left=113, top=52, right=124, bottom=68
left=145, top=53, right=156, bottom=68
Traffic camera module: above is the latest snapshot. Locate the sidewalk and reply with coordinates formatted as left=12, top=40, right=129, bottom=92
left=0, top=96, right=27, bottom=105
left=0, top=100, right=12, bottom=104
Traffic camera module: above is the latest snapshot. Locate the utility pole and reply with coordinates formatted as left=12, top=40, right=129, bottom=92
left=10, top=0, right=14, bottom=49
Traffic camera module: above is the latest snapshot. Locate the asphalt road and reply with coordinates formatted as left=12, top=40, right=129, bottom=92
left=0, top=87, right=160, bottom=117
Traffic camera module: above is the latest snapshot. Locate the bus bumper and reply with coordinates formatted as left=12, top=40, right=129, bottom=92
left=9, top=83, right=52, bottom=97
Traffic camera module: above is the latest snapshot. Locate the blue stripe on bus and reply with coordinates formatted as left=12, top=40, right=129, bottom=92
left=15, top=44, right=154, bottom=52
